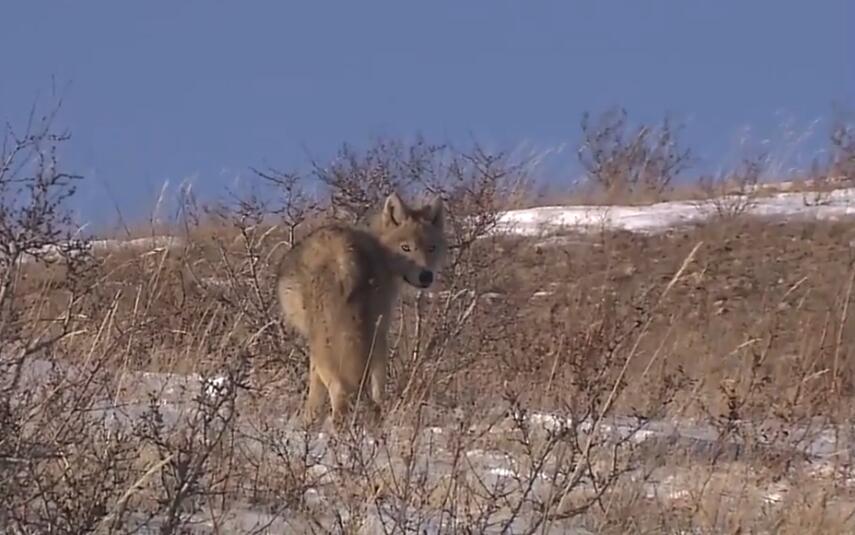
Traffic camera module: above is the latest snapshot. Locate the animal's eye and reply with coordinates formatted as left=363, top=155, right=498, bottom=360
left=401, top=244, right=411, bottom=252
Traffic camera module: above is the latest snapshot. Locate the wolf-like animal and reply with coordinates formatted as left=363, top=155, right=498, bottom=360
left=276, top=192, right=447, bottom=431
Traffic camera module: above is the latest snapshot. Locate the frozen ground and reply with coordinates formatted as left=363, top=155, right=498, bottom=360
left=7, top=355, right=855, bottom=534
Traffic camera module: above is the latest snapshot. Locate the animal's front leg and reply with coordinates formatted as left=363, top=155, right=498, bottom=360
left=367, top=337, right=388, bottom=427
left=325, top=377, right=354, bottom=435
left=302, top=362, right=328, bottom=429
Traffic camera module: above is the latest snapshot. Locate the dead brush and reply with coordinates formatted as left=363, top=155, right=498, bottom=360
left=4, top=96, right=855, bottom=532
left=829, top=115, right=855, bottom=183
left=312, top=136, right=447, bottom=224
left=576, top=107, right=694, bottom=203
left=698, top=151, right=767, bottom=220
left=307, top=242, right=701, bottom=533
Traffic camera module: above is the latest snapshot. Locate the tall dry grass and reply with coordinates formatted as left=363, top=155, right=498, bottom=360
left=1, top=101, right=855, bottom=533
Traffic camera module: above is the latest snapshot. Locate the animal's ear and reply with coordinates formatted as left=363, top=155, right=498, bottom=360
left=424, top=196, right=444, bottom=228
left=383, top=192, right=409, bottom=227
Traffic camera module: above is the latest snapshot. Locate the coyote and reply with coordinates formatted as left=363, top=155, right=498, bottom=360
left=276, top=192, right=447, bottom=431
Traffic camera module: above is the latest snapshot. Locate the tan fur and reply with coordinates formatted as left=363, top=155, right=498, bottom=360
left=276, top=192, right=447, bottom=431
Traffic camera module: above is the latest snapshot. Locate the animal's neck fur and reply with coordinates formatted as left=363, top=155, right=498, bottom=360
left=359, top=206, right=420, bottom=301
left=337, top=217, right=400, bottom=297
left=362, top=209, right=387, bottom=236
left=371, top=233, right=404, bottom=295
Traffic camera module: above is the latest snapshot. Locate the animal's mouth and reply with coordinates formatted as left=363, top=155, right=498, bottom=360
left=403, top=275, right=432, bottom=289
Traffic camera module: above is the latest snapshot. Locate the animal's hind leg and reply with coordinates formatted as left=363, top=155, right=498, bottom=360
left=302, top=363, right=328, bottom=429
left=277, top=280, right=308, bottom=338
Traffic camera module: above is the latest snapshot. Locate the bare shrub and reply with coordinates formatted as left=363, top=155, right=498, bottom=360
left=698, top=151, right=767, bottom=219
left=802, top=115, right=855, bottom=206
left=123, top=355, right=248, bottom=534
left=829, top=118, right=855, bottom=183
left=0, top=98, right=93, bottom=385
left=250, top=167, right=319, bottom=247
left=0, top=101, right=113, bottom=533
left=1, top=362, right=134, bottom=534
left=577, top=107, right=693, bottom=201
left=0, top=102, right=91, bottom=343
left=187, top=193, right=302, bottom=383
left=312, top=136, right=447, bottom=224
left=380, top=144, right=532, bottom=415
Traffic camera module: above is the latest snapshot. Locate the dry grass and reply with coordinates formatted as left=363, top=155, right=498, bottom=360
left=3, top=105, right=855, bottom=533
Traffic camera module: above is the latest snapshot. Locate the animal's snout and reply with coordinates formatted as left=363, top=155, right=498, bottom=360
left=418, top=270, right=434, bottom=286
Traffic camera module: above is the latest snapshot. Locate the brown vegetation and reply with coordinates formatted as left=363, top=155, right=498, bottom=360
left=2, top=102, right=855, bottom=533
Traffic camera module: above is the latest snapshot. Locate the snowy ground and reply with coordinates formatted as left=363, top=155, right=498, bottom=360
left=8, top=351, right=855, bottom=534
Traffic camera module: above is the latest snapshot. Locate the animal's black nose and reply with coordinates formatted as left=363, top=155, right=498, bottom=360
left=419, top=270, right=434, bottom=286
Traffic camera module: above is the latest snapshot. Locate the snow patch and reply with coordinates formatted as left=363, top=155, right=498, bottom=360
left=495, top=188, right=855, bottom=236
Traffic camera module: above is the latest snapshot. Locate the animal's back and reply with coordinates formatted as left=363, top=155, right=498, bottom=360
left=275, top=224, right=387, bottom=339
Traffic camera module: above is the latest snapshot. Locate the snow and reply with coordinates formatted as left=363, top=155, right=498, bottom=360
left=495, top=188, right=855, bottom=236
left=7, top=347, right=855, bottom=532
left=16, top=235, right=185, bottom=264
left=90, top=235, right=185, bottom=253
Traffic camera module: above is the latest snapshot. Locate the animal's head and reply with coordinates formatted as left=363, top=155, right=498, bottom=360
left=377, top=192, right=447, bottom=289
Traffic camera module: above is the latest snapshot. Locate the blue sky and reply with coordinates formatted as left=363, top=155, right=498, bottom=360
left=1, top=1, right=852, bottom=227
